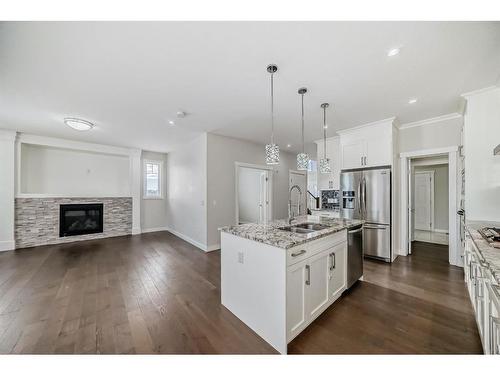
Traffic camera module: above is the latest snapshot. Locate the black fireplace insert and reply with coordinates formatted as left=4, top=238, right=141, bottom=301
left=59, top=203, right=104, bottom=237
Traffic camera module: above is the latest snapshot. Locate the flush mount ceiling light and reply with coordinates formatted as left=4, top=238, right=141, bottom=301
left=408, top=98, right=418, bottom=104
left=265, top=64, right=280, bottom=165
left=296, top=87, right=309, bottom=171
left=319, top=103, right=332, bottom=174
left=387, top=47, right=401, bottom=57
left=64, top=118, right=94, bottom=131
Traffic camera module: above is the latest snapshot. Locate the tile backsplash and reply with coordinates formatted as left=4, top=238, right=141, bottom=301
left=321, top=190, right=340, bottom=210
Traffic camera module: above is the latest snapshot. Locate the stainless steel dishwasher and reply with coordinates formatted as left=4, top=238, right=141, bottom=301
left=347, top=225, right=363, bottom=289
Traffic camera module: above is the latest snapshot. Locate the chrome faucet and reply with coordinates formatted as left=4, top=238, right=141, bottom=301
left=288, top=184, right=303, bottom=225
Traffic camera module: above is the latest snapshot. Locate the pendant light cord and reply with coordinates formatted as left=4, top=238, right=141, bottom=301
left=323, top=105, right=327, bottom=157
left=301, top=93, right=305, bottom=153
left=270, top=72, right=275, bottom=145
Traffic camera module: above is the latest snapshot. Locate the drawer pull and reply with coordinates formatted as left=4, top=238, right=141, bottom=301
left=291, top=250, right=306, bottom=257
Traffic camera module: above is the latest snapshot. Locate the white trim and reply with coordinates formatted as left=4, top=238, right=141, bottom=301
left=206, top=244, right=221, bottom=252
left=336, top=117, right=396, bottom=136
left=143, top=159, right=164, bottom=199
left=398, top=113, right=462, bottom=130
left=0, top=240, right=15, bottom=252
left=411, top=156, right=448, bottom=167
left=461, top=85, right=499, bottom=98
left=414, top=170, right=435, bottom=232
left=15, top=193, right=133, bottom=199
left=234, top=162, right=273, bottom=225
left=400, top=146, right=458, bottom=159
left=141, top=227, right=168, bottom=233
left=399, top=147, right=460, bottom=266
left=132, top=227, right=142, bottom=235
left=166, top=227, right=211, bottom=252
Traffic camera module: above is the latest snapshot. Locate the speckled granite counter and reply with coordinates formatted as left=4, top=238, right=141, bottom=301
left=466, top=220, right=500, bottom=283
left=220, top=215, right=363, bottom=249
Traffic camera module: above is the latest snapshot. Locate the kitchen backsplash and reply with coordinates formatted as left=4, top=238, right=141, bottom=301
left=321, top=190, right=340, bottom=210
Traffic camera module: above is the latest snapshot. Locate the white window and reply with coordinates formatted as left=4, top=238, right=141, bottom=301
left=143, top=160, right=163, bottom=199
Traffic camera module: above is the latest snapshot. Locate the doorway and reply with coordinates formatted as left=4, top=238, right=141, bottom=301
left=235, top=163, right=272, bottom=225
left=400, top=146, right=459, bottom=266
left=411, top=158, right=449, bottom=246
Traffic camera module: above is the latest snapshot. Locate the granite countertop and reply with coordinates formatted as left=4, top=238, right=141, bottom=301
left=466, top=220, right=500, bottom=283
left=220, top=215, right=363, bottom=249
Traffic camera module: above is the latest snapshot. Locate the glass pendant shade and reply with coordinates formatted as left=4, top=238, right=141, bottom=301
left=319, top=158, right=331, bottom=173
left=297, top=152, right=309, bottom=170
left=265, top=143, right=280, bottom=165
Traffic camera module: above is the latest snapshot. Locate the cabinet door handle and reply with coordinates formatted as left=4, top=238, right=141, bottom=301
left=291, top=250, right=306, bottom=257
left=330, top=253, right=336, bottom=270
left=305, top=265, right=310, bottom=285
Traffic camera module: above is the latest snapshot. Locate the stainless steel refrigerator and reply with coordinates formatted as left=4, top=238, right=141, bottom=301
left=340, top=167, right=391, bottom=261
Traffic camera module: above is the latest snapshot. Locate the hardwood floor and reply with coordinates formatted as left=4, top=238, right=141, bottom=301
left=0, top=234, right=482, bottom=354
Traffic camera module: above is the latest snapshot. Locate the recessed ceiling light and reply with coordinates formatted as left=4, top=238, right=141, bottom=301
left=408, top=98, right=418, bottom=104
left=287, top=144, right=291, bottom=148
left=387, top=48, right=400, bottom=57
left=169, top=120, right=175, bottom=126
left=64, top=118, right=94, bottom=131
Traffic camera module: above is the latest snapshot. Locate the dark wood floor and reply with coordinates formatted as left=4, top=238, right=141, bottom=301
left=0, top=234, right=482, bottom=354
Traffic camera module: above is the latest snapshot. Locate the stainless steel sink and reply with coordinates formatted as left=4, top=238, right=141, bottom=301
left=293, top=222, right=330, bottom=231
left=278, top=226, right=314, bottom=234
left=278, top=222, right=330, bottom=234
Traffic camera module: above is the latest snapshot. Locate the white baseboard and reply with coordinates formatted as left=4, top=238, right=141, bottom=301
left=141, top=226, right=169, bottom=234
left=132, top=227, right=142, bottom=235
left=0, top=240, right=15, bottom=252
left=206, top=243, right=221, bottom=252
left=166, top=227, right=211, bottom=252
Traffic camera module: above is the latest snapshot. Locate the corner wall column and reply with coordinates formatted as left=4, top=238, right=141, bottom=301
left=0, top=130, right=17, bottom=251
left=130, top=149, right=142, bottom=235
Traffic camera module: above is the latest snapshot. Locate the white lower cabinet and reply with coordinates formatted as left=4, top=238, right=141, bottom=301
left=286, top=242, right=347, bottom=342
left=464, top=234, right=500, bottom=354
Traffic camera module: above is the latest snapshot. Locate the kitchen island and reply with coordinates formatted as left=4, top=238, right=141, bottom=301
left=220, top=215, right=363, bottom=354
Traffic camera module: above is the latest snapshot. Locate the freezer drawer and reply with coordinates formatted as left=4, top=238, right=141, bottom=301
left=363, top=223, right=390, bottom=261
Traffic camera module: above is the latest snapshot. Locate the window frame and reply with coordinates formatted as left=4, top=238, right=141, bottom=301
left=143, top=159, right=163, bottom=200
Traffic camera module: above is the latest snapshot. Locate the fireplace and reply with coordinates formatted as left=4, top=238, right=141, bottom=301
left=59, top=203, right=104, bottom=237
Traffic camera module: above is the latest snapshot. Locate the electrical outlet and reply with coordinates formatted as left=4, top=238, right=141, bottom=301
left=237, top=251, right=244, bottom=264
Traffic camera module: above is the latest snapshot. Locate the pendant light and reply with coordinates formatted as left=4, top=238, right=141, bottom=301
left=265, top=64, right=279, bottom=165
left=319, top=103, right=332, bottom=173
left=297, top=87, right=309, bottom=170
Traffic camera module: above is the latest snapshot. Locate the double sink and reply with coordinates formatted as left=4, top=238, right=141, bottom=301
left=278, top=222, right=330, bottom=234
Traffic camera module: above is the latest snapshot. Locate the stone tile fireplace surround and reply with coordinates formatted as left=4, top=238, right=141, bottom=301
left=15, top=197, right=132, bottom=249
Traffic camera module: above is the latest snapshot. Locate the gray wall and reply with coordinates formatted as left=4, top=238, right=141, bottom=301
left=206, top=133, right=297, bottom=248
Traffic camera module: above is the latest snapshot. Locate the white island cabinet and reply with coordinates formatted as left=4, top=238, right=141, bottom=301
left=220, top=219, right=354, bottom=354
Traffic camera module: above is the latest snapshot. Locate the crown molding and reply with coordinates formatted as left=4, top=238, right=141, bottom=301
left=461, top=85, right=499, bottom=99
left=398, top=113, right=462, bottom=130
left=336, top=117, right=396, bottom=136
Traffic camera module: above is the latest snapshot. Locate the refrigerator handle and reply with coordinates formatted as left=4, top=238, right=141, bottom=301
left=357, top=180, right=362, bottom=216
left=363, top=177, right=367, bottom=217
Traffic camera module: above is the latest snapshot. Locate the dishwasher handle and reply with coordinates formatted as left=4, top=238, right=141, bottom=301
left=348, top=228, right=363, bottom=234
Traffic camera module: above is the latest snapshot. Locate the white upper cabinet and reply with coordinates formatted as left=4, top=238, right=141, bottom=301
left=338, top=118, right=396, bottom=170
left=315, top=136, right=341, bottom=190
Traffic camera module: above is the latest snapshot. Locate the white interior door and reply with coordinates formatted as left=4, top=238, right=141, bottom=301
left=237, top=166, right=270, bottom=224
left=289, top=170, right=307, bottom=216
left=414, top=172, right=433, bottom=231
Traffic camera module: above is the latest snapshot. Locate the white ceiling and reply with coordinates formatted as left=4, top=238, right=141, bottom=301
left=1, top=21, right=499, bottom=153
